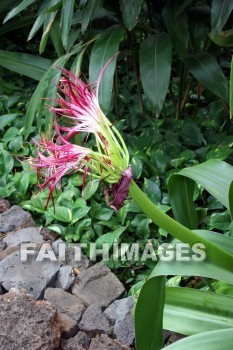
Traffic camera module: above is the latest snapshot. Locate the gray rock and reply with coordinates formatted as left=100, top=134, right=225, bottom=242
left=0, top=288, right=61, bottom=350
left=104, top=297, right=135, bottom=346
left=0, top=205, right=35, bottom=233
left=44, top=288, right=85, bottom=339
left=0, top=284, right=3, bottom=294
left=0, top=198, right=10, bottom=213
left=2, top=227, right=44, bottom=247
left=0, top=240, right=7, bottom=251
left=71, top=263, right=125, bottom=308
left=78, top=304, right=112, bottom=335
left=60, top=331, right=91, bottom=350
left=57, top=313, right=79, bottom=338
left=52, top=239, right=90, bottom=271
left=0, top=251, right=61, bottom=299
left=55, top=265, right=75, bottom=290
left=89, top=334, right=131, bottom=350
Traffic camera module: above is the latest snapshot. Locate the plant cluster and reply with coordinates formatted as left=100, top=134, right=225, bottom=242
left=0, top=0, right=233, bottom=349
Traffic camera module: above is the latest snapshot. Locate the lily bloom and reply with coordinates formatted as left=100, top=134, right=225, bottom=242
left=30, top=60, right=132, bottom=210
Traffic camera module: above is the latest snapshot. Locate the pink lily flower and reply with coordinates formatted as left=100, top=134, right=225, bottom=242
left=30, top=59, right=132, bottom=210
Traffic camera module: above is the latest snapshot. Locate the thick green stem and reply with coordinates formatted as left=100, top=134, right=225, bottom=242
left=129, top=180, right=233, bottom=274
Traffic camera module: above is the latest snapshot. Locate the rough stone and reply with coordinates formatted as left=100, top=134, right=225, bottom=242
left=104, top=297, right=135, bottom=346
left=60, top=331, right=91, bottom=350
left=0, top=198, right=10, bottom=213
left=71, top=262, right=125, bottom=308
left=44, top=288, right=85, bottom=339
left=0, top=205, right=35, bottom=233
left=52, top=239, right=90, bottom=271
left=89, top=334, right=131, bottom=350
left=57, top=313, right=79, bottom=338
left=40, top=227, right=58, bottom=241
left=0, top=240, right=7, bottom=251
left=55, top=265, right=75, bottom=290
left=2, top=227, right=44, bottom=247
left=0, top=284, right=3, bottom=294
left=78, top=304, right=112, bottom=335
left=0, top=251, right=61, bottom=299
left=0, top=245, right=19, bottom=261
left=0, top=289, right=61, bottom=350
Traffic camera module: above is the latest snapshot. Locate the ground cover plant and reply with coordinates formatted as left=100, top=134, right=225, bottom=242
left=0, top=0, right=233, bottom=348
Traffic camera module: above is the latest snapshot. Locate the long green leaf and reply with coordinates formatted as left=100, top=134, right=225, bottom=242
left=162, top=329, right=233, bottom=349
left=139, top=33, right=172, bottom=116
left=39, top=0, right=59, bottom=54
left=50, top=19, right=65, bottom=57
left=60, top=0, right=75, bottom=50
left=230, top=56, right=233, bottom=119
left=178, top=160, right=233, bottom=216
left=164, top=287, right=233, bottom=335
left=0, top=16, right=34, bottom=35
left=81, top=0, right=103, bottom=33
left=89, top=24, right=125, bottom=113
left=211, top=0, right=233, bottom=36
left=24, top=42, right=94, bottom=137
left=3, top=0, right=36, bottom=23
left=0, top=50, right=52, bottom=81
left=184, top=52, right=228, bottom=101
left=120, top=0, right=143, bottom=31
left=162, top=0, right=192, bottom=58
left=28, top=13, right=46, bottom=41
left=149, top=229, right=233, bottom=285
left=168, top=174, right=198, bottom=229
left=135, top=276, right=165, bottom=350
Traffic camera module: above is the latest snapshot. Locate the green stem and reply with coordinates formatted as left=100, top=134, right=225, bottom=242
left=129, top=180, right=233, bottom=274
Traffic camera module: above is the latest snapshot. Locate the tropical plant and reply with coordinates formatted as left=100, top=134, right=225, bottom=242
left=0, top=0, right=232, bottom=136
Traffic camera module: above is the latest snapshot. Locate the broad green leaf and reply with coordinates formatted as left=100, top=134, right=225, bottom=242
left=83, top=179, right=99, bottom=200
left=89, top=24, right=125, bottom=113
left=4, top=0, right=36, bottom=23
left=120, top=0, right=143, bottom=31
left=0, top=50, right=52, bottom=81
left=209, top=28, right=233, bottom=47
left=140, top=33, right=172, bottom=116
left=184, top=52, right=228, bottom=101
left=178, top=160, right=233, bottom=217
left=162, top=329, right=233, bottom=349
left=60, top=0, right=75, bottom=50
left=54, top=205, right=72, bottom=222
left=164, top=287, right=233, bottom=335
left=95, top=226, right=127, bottom=249
left=188, top=6, right=209, bottom=51
left=211, top=0, right=233, bottom=36
left=0, top=114, right=20, bottom=130
left=135, top=276, right=165, bottom=350
left=143, top=178, right=161, bottom=205
left=209, top=212, right=231, bottom=231
left=168, top=175, right=198, bottom=229
left=162, top=0, right=191, bottom=58
left=81, top=0, right=103, bottom=32
left=71, top=206, right=90, bottom=224
left=230, top=56, right=233, bottom=119
left=130, top=156, right=142, bottom=179
left=0, top=149, right=14, bottom=176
